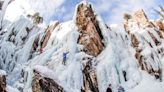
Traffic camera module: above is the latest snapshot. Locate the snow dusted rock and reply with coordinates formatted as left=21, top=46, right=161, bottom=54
left=124, top=9, right=155, bottom=33
left=0, top=16, right=46, bottom=91
left=153, top=20, right=164, bottom=32
left=132, top=9, right=155, bottom=28
left=27, top=12, right=43, bottom=25
left=81, top=57, right=99, bottom=92
left=124, top=10, right=163, bottom=79
left=76, top=2, right=104, bottom=57
left=32, top=70, right=64, bottom=92
left=0, top=70, right=6, bottom=92
left=75, top=2, right=107, bottom=91
left=40, top=21, right=59, bottom=52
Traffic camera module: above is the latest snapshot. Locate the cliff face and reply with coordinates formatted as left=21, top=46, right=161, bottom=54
left=76, top=3, right=104, bottom=57
left=40, top=21, right=59, bottom=52
left=76, top=3, right=106, bottom=92
left=124, top=10, right=164, bottom=79
left=132, top=9, right=154, bottom=27
left=0, top=1, right=164, bottom=92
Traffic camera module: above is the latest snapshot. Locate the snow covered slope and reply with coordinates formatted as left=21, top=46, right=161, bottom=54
left=0, top=1, right=164, bottom=92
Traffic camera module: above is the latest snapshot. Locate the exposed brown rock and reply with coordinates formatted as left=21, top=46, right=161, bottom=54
left=132, top=9, right=154, bottom=28
left=124, top=10, right=162, bottom=79
left=31, top=22, right=59, bottom=53
left=124, top=10, right=155, bottom=32
left=130, top=30, right=162, bottom=79
left=76, top=3, right=105, bottom=91
left=123, top=13, right=132, bottom=33
left=32, top=36, right=40, bottom=52
left=76, top=3, right=104, bottom=57
left=153, top=21, right=164, bottom=32
left=131, top=34, right=139, bottom=48
left=133, top=10, right=148, bottom=25
left=133, top=42, right=161, bottom=79
left=27, top=12, right=43, bottom=24
left=148, top=31, right=161, bottom=46
left=0, top=74, right=6, bottom=92
left=81, top=58, right=99, bottom=92
left=32, top=70, right=64, bottom=92
left=40, top=22, right=59, bottom=51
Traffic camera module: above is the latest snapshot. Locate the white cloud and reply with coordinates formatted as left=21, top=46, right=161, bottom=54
left=4, top=0, right=161, bottom=24
left=4, top=0, right=65, bottom=22
left=93, top=0, right=158, bottom=24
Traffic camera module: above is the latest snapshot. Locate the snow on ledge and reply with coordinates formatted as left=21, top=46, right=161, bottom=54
left=0, top=69, right=6, bottom=76
left=33, top=65, right=58, bottom=81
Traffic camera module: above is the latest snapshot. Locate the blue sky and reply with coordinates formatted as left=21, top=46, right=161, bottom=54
left=51, top=0, right=164, bottom=24
left=5, top=0, right=164, bottom=24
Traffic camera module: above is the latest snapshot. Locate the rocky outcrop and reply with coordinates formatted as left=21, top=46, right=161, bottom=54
left=132, top=9, right=154, bottom=27
left=40, top=21, right=59, bottom=51
left=31, top=22, right=59, bottom=53
left=76, top=3, right=104, bottom=57
left=27, top=12, right=43, bottom=24
left=76, top=3, right=102, bottom=92
left=124, top=10, right=162, bottom=79
left=0, top=72, right=6, bottom=92
left=32, top=70, right=64, bottom=92
left=81, top=57, right=99, bottom=92
left=153, top=20, right=164, bottom=32
left=124, top=9, right=155, bottom=33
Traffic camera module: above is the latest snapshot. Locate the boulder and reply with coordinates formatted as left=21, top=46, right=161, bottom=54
left=32, top=70, right=64, bottom=92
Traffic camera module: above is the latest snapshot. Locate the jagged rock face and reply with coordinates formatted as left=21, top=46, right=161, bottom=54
left=124, top=10, right=155, bottom=33
left=76, top=3, right=104, bottom=57
left=0, top=75, right=6, bottom=92
left=0, top=17, right=49, bottom=91
left=27, top=12, right=43, bottom=24
left=40, top=21, right=59, bottom=51
left=32, top=70, right=64, bottom=92
left=124, top=10, right=163, bottom=79
left=31, top=22, right=59, bottom=53
left=133, top=9, right=154, bottom=27
left=75, top=3, right=101, bottom=92
left=153, top=21, right=164, bottom=32
left=81, top=57, right=99, bottom=92
left=132, top=33, right=162, bottom=78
